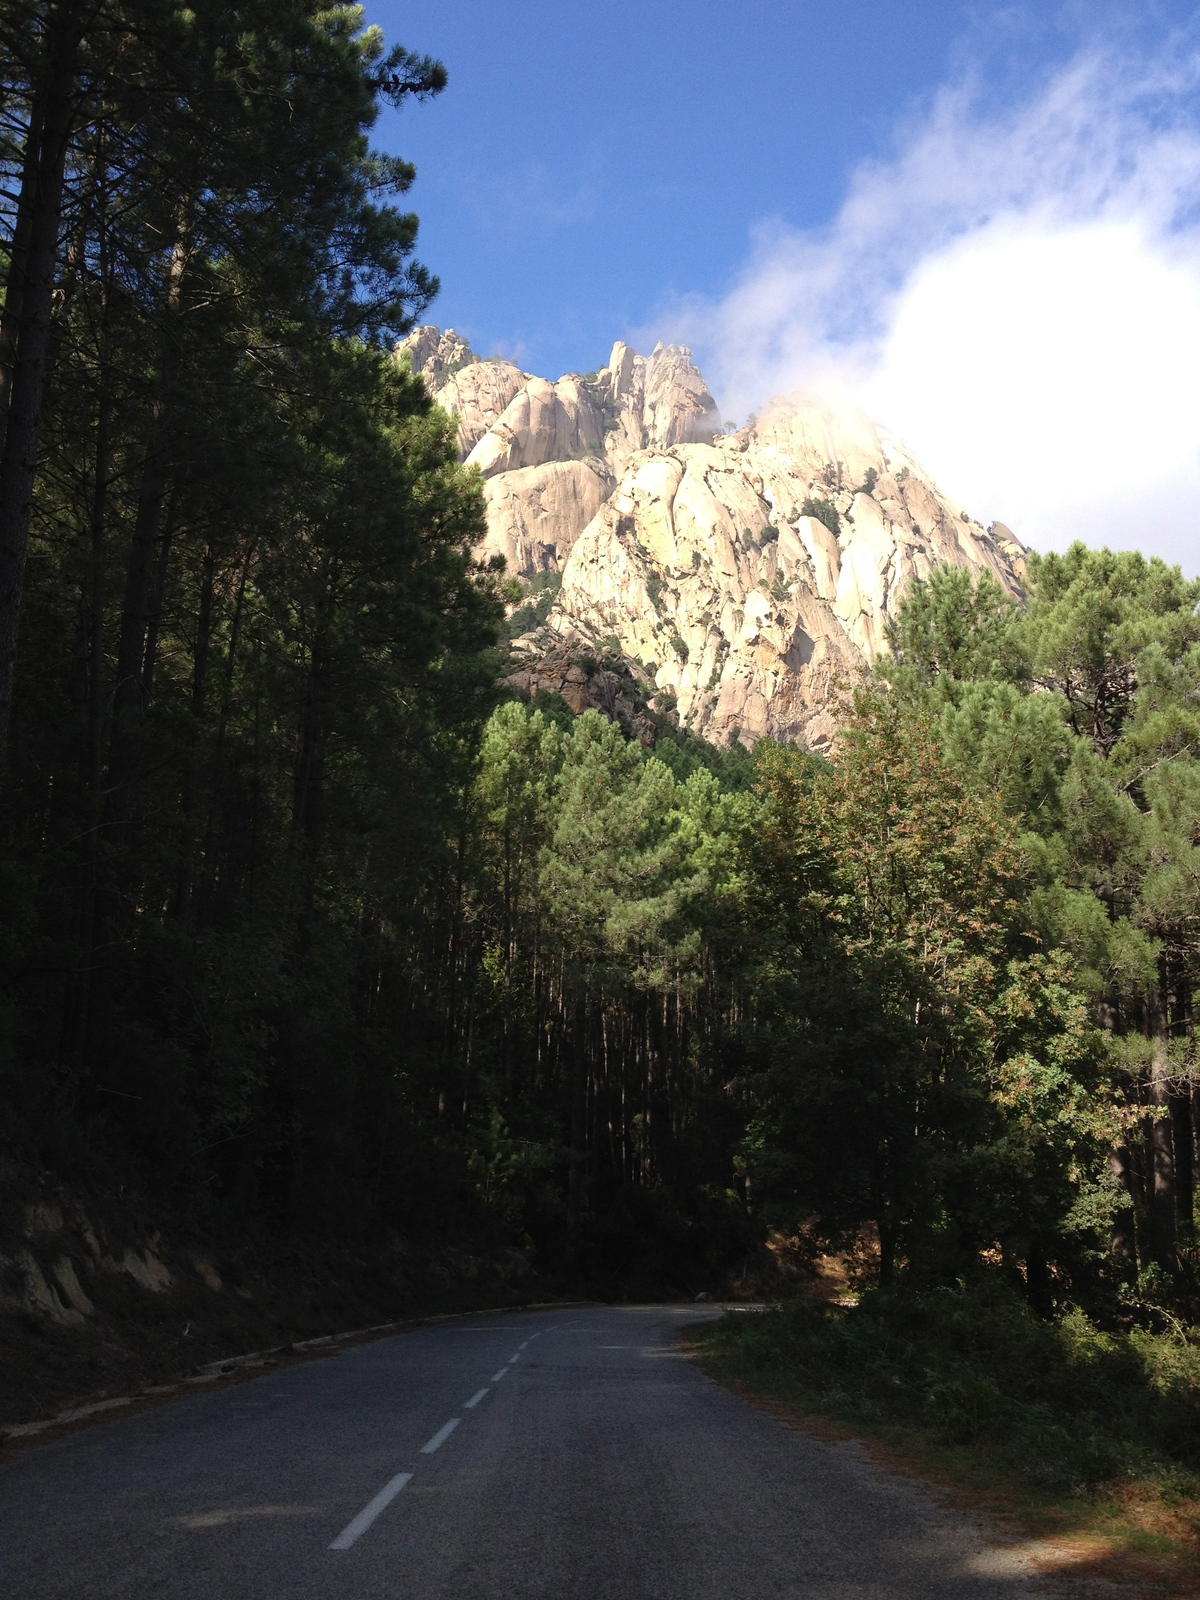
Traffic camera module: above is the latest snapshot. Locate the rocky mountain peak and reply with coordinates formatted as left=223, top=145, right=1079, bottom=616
left=402, top=325, right=477, bottom=384
left=398, top=327, right=1025, bottom=750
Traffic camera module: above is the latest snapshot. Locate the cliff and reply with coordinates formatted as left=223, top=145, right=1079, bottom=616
left=402, top=328, right=1024, bottom=749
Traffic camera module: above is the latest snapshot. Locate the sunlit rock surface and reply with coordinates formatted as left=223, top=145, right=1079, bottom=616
left=482, top=460, right=613, bottom=575
left=402, top=326, right=530, bottom=457
left=401, top=328, right=1025, bottom=749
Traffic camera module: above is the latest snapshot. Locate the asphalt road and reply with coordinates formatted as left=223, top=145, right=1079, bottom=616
left=0, top=1305, right=1045, bottom=1599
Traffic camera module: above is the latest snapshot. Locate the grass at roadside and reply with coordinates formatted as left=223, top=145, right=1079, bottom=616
left=691, top=1284, right=1200, bottom=1591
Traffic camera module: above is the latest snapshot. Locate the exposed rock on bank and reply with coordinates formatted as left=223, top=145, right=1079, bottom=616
left=0, top=1154, right=534, bottom=1433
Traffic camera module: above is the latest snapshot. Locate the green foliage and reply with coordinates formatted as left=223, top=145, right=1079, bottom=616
left=1025, top=544, right=1200, bottom=757
left=875, top=553, right=1200, bottom=1298
left=739, top=692, right=1114, bottom=1288
left=647, top=719, right=761, bottom=793
left=505, top=568, right=562, bottom=637
left=800, top=496, right=840, bottom=535
left=881, top=564, right=1025, bottom=687
left=0, top=1, right=514, bottom=1243
left=449, top=702, right=756, bottom=1275
left=701, top=1285, right=1200, bottom=1491
left=539, top=716, right=704, bottom=987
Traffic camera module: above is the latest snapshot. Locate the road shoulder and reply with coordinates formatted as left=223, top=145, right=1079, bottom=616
left=685, top=1331, right=1200, bottom=1600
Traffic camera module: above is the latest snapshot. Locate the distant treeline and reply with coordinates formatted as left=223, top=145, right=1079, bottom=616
left=2, top=2, right=1199, bottom=1315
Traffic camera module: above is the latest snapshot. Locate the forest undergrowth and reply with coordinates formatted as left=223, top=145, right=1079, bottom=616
left=695, top=1287, right=1200, bottom=1578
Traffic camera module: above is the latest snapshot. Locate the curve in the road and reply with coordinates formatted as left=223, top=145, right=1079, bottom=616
left=0, top=1305, right=1045, bottom=1599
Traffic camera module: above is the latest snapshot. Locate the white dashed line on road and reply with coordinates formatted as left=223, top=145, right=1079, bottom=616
left=420, top=1418, right=461, bottom=1454
left=329, top=1320, right=561, bottom=1554
left=328, top=1472, right=413, bottom=1550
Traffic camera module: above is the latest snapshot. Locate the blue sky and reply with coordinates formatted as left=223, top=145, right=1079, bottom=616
left=368, top=1, right=1010, bottom=376
left=366, top=3, right=1200, bottom=567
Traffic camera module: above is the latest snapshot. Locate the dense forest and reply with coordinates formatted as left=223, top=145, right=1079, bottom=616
left=3, top=0, right=1200, bottom=1336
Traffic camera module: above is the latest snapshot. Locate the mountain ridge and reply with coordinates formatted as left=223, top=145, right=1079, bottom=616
left=403, top=327, right=1025, bottom=749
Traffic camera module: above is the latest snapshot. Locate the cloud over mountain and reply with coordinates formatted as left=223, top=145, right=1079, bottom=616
left=658, top=40, right=1200, bottom=571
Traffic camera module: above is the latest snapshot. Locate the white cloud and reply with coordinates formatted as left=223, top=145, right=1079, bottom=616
left=664, top=43, right=1200, bottom=572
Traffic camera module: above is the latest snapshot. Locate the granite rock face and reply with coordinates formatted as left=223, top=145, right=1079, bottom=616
left=402, top=326, right=530, bottom=457
left=502, top=643, right=658, bottom=746
left=400, top=328, right=1025, bottom=749
left=466, top=374, right=613, bottom=480
left=482, top=459, right=613, bottom=575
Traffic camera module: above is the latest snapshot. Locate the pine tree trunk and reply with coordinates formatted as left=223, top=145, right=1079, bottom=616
left=0, top=2, right=90, bottom=749
left=1108, top=1145, right=1138, bottom=1269
left=57, top=359, right=112, bottom=1075
left=567, top=993, right=586, bottom=1244
left=1025, top=1242, right=1054, bottom=1317
left=1172, top=973, right=1195, bottom=1249
left=877, top=1219, right=896, bottom=1287
left=107, top=226, right=187, bottom=811
left=288, top=622, right=332, bottom=936
left=1099, top=1002, right=1139, bottom=1270
left=0, top=128, right=39, bottom=454
left=192, top=548, right=251, bottom=915
left=1172, top=1094, right=1194, bottom=1248
left=1126, top=1122, right=1152, bottom=1268
left=171, top=546, right=214, bottom=924
left=139, top=493, right=177, bottom=702
left=1146, top=973, right=1177, bottom=1270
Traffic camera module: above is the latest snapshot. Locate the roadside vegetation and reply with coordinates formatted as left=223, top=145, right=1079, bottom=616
left=695, top=546, right=1200, bottom=1573
left=701, top=1285, right=1200, bottom=1497
left=696, top=1285, right=1200, bottom=1576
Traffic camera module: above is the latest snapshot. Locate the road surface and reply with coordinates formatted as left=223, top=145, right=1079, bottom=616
left=0, top=1304, right=1045, bottom=1598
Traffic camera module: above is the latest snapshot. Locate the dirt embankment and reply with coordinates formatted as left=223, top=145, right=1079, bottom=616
left=0, top=1151, right=536, bottom=1436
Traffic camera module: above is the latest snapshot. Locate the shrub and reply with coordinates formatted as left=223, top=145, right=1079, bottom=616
left=801, top=497, right=840, bottom=536
left=700, top=1283, right=1200, bottom=1492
